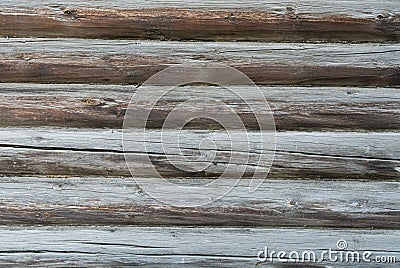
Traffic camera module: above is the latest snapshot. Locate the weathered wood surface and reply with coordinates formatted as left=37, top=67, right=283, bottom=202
left=1, top=128, right=399, bottom=160
left=0, top=1, right=398, bottom=267
left=0, top=5, right=399, bottom=42
left=0, top=226, right=398, bottom=267
left=0, top=177, right=399, bottom=228
left=0, top=39, right=399, bottom=86
left=0, top=128, right=399, bottom=179
left=1, top=0, right=398, bottom=16
left=1, top=84, right=399, bottom=130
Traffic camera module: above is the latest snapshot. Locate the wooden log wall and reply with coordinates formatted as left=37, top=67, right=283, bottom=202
left=0, top=0, right=399, bottom=267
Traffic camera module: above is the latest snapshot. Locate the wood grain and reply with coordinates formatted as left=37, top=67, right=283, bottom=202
left=0, top=84, right=399, bottom=130
left=0, top=128, right=399, bottom=179
left=0, top=177, right=399, bottom=228
left=0, top=1, right=399, bottom=266
left=1, top=128, right=399, bottom=160
left=0, top=6, right=399, bottom=42
left=1, top=0, right=399, bottom=17
left=0, top=226, right=398, bottom=267
left=0, top=39, right=399, bottom=86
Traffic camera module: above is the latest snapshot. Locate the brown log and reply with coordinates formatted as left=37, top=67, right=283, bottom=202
left=0, top=84, right=399, bottom=130
left=0, top=39, right=399, bottom=86
left=1, top=0, right=399, bottom=16
left=0, top=7, right=399, bottom=42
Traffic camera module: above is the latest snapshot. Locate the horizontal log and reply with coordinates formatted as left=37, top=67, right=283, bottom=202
left=0, top=226, right=398, bottom=267
left=0, top=128, right=399, bottom=179
left=0, top=84, right=399, bottom=130
left=0, top=6, right=399, bottom=42
left=1, top=128, right=399, bottom=160
left=0, top=39, right=399, bottom=86
left=1, top=0, right=399, bottom=17
left=0, top=177, right=399, bottom=228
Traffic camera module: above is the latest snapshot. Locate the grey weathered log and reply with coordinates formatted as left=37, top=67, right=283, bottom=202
left=0, top=39, right=399, bottom=86
left=0, top=1, right=399, bottom=266
left=0, top=177, right=399, bottom=228
left=0, top=226, right=398, bottom=267
left=1, top=128, right=399, bottom=160
left=0, top=84, right=399, bottom=130
left=0, top=128, right=399, bottom=179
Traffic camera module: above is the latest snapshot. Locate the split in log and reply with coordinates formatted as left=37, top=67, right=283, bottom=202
left=0, top=225, right=398, bottom=267
left=0, top=128, right=399, bottom=179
